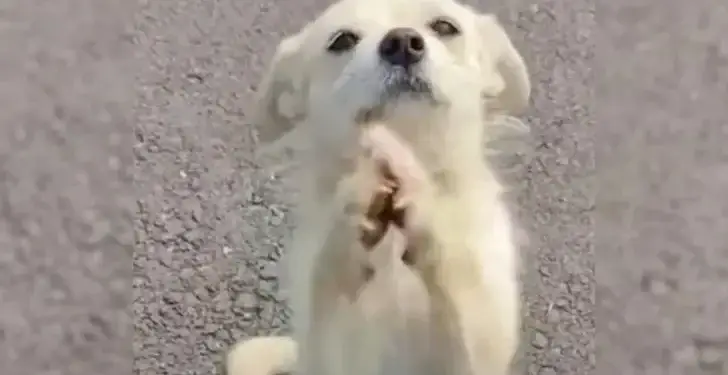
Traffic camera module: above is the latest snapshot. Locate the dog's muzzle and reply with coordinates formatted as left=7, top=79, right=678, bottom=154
left=378, top=27, right=425, bottom=69
left=377, top=27, right=433, bottom=98
left=382, top=68, right=432, bottom=96
left=356, top=68, right=434, bottom=123
left=354, top=28, right=438, bottom=123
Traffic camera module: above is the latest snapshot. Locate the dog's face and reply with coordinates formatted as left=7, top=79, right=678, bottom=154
left=253, top=0, right=530, bottom=144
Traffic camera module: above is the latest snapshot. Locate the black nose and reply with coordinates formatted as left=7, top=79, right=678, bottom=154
left=378, top=27, right=425, bottom=68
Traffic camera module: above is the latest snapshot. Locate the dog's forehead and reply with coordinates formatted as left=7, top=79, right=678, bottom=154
left=318, top=0, right=472, bottom=30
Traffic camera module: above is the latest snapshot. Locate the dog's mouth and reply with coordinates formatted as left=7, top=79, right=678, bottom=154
left=382, top=67, right=433, bottom=98
left=356, top=68, right=436, bottom=123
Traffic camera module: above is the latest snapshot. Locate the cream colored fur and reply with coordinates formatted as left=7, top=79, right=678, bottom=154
left=226, top=0, right=531, bottom=374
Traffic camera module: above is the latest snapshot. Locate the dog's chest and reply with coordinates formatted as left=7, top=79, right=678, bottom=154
left=322, top=265, right=436, bottom=375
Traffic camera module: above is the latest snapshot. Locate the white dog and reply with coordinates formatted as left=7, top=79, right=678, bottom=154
left=226, top=0, right=531, bottom=374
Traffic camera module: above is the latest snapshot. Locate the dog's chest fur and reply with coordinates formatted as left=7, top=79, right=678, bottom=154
left=320, top=257, right=437, bottom=375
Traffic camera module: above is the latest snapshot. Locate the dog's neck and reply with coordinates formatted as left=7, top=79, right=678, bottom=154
left=384, top=106, right=488, bottom=174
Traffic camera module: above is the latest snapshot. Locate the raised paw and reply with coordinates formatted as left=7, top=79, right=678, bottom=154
left=372, top=134, right=426, bottom=233
left=358, top=125, right=430, bottom=261
left=358, top=178, right=397, bottom=249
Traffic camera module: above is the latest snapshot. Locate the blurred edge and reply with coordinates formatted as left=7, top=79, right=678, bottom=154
left=0, top=0, right=136, bottom=374
left=597, top=0, right=728, bottom=374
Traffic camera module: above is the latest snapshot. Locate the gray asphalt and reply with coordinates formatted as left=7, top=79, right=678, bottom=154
left=1, top=0, right=726, bottom=374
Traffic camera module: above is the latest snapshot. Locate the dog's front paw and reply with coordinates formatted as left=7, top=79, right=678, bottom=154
left=358, top=178, right=397, bottom=249
left=361, top=125, right=435, bottom=265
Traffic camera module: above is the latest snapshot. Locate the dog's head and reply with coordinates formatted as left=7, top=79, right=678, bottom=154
left=253, top=0, right=530, bottom=144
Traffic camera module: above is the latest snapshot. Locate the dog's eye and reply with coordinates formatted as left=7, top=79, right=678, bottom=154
left=326, top=29, right=361, bottom=53
left=428, top=18, right=460, bottom=37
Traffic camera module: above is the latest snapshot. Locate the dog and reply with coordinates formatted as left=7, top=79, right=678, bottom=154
left=226, top=0, right=531, bottom=373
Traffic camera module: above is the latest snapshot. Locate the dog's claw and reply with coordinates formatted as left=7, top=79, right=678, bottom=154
left=367, top=191, right=389, bottom=219
left=393, top=194, right=409, bottom=210
left=382, top=179, right=398, bottom=190
left=360, top=218, right=378, bottom=233
left=377, top=183, right=394, bottom=196
left=359, top=218, right=387, bottom=249
left=401, top=245, right=416, bottom=265
left=392, top=206, right=406, bottom=229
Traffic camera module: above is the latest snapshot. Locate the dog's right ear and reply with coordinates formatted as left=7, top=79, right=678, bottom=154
left=252, top=32, right=309, bottom=144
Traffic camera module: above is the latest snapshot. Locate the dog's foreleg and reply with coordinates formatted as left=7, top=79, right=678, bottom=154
left=288, top=173, right=382, bottom=375
left=410, top=191, right=520, bottom=375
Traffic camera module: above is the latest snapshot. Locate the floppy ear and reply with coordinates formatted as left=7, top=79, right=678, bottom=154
left=477, top=14, right=531, bottom=116
left=252, top=32, right=309, bottom=143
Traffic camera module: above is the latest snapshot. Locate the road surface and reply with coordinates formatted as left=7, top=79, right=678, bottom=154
left=1, top=0, right=727, bottom=374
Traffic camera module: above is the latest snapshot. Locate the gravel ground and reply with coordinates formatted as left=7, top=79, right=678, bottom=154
left=1, top=0, right=726, bottom=374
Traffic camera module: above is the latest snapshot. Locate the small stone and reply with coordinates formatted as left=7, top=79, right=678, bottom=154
left=193, top=287, right=211, bottom=301
left=258, top=262, right=278, bottom=280
left=108, top=157, right=121, bottom=170
left=269, top=209, right=284, bottom=226
left=538, top=265, right=551, bottom=277
left=554, top=297, right=570, bottom=308
left=234, top=293, right=257, bottom=309
left=182, top=228, right=202, bottom=242
left=698, top=346, right=724, bottom=367
left=164, top=218, right=185, bottom=237
left=641, top=274, right=673, bottom=295
left=546, top=305, right=560, bottom=323
left=532, top=331, right=549, bottom=349
left=674, top=345, right=697, bottom=364
left=185, top=200, right=203, bottom=221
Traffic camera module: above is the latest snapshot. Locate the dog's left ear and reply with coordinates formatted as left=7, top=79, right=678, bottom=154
left=477, top=14, right=531, bottom=116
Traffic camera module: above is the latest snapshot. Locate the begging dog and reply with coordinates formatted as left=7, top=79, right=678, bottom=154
left=226, top=0, right=531, bottom=374
left=227, top=124, right=435, bottom=375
